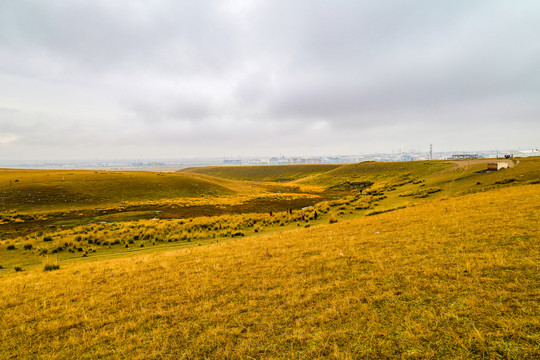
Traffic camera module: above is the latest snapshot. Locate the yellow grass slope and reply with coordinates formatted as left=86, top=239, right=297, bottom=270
left=0, top=170, right=238, bottom=212
left=180, top=164, right=341, bottom=182
left=0, top=185, right=538, bottom=359
left=300, top=160, right=453, bottom=188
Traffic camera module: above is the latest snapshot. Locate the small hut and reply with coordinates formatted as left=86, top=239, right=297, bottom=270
left=487, top=162, right=508, bottom=171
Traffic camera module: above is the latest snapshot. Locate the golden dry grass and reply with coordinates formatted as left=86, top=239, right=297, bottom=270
left=179, top=164, right=341, bottom=182
left=0, top=170, right=239, bottom=212
left=299, top=161, right=452, bottom=188
left=0, top=184, right=538, bottom=359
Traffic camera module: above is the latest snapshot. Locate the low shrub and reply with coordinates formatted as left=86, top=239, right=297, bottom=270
left=354, top=204, right=371, bottom=210
left=494, top=178, right=516, bottom=185
left=44, top=264, right=60, bottom=272
left=366, top=206, right=407, bottom=217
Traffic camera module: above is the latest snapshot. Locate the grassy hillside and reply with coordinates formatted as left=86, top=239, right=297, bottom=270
left=0, top=184, right=538, bottom=359
left=1, top=158, right=538, bottom=262
left=299, top=157, right=539, bottom=204
left=430, top=157, right=540, bottom=197
left=0, top=170, right=237, bottom=212
left=300, top=160, right=453, bottom=188
left=180, top=164, right=341, bottom=182
left=0, top=168, right=326, bottom=241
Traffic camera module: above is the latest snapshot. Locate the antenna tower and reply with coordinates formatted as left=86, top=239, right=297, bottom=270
left=429, top=144, right=433, bottom=160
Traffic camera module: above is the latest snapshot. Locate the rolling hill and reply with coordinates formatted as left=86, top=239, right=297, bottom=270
left=179, top=164, right=341, bottom=182
left=0, top=170, right=237, bottom=212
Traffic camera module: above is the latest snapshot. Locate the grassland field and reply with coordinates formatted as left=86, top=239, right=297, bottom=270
left=179, top=164, right=342, bottom=182
left=0, top=158, right=538, bottom=358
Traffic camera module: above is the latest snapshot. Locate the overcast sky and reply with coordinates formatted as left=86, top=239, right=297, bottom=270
left=0, top=0, right=539, bottom=160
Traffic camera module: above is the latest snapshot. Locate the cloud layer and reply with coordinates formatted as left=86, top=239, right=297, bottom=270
left=1, top=0, right=539, bottom=160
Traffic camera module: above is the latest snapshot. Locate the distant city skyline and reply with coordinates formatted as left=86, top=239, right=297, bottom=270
left=1, top=1, right=539, bottom=161
left=1, top=146, right=537, bottom=171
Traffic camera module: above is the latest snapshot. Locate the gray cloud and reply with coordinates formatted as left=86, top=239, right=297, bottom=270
left=0, top=0, right=539, bottom=160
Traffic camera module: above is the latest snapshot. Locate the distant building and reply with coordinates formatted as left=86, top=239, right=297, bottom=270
left=248, top=159, right=264, bottom=165
left=487, top=162, right=508, bottom=171
left=450, top=154, right=479, bottom=159
left=289, top=157, right=303, bottom=164
left=401, top=155, right=415, bottom=161
left=307, top=158, right=323, bottom=164
left=517, top=148, right=540, bottom=157
left=223, top=159, right=241, bottom=165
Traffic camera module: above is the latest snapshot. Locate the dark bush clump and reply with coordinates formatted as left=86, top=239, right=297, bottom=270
left=23, top=244, right=33, bottom=250
left=44, top=264, right=60, bottom=272
left=43, top=236, right=53, bottom=242
left=51, top=246, right=63, bottom=253
left=6, top=245, right=16, bottom=250
left=495, top=178, right=516, bottom=185
left=14, top=266, right=23, bottom=272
